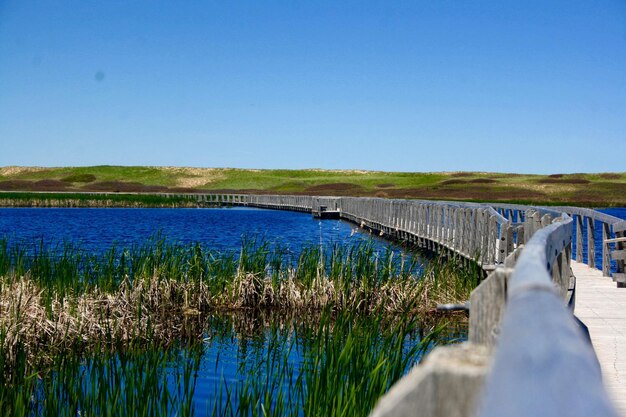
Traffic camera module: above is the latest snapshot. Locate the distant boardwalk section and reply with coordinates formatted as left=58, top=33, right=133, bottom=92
left=2, top=191, right=625, bottom=416
left=179, top=193, right=624, bottom=417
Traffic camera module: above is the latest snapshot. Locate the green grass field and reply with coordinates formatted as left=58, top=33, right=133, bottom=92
left=1, top=166, right=625, bottom=206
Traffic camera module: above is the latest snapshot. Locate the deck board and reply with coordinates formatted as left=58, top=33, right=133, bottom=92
left=573, top=261, right=626, bottom=415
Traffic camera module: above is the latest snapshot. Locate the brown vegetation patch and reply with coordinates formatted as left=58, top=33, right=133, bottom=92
left=450, top=172, right=473, bottom=177
left=0, top=180, right=70, bottom=191
left=599, top=173, right=621, bottom=180
left=567, top=182, right=626, bottom=204
left=537, top=178, right=590, bottom=185
left=376, top=183, right=396, bottom=188
left=469, top=178, right=497, bottom=184
left=168, top=187, right=201, bottom=193
left=439, top=179, right=467, bottom=185
left=207, top=188, right=267, bottom=195
left=82, top=181, right=169, bottom=193
left=548, top=174, right=564, bottom=178
left=0, top=180, right=34, bottom=191
left=33, top=179, right=71, bottom=190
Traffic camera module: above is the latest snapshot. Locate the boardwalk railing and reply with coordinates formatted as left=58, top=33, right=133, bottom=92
left=182, top=194, right=625, bottom=281
left=170, top=193, right=624, bottom=417
left=21, top=190, right=620, bottom=416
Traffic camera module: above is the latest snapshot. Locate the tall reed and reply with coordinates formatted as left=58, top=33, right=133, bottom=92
left=0, top=235, right=478, bottom=380
left=208, top=308, right=452, bottom=417
left=0, top=339, right=202, bottom=417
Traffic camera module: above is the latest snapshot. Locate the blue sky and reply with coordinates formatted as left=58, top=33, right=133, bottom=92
left=1, top=1, right=625, bottom=173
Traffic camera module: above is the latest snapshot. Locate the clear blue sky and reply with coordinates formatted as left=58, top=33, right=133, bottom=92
left=1, top=1, right=625, bottom=173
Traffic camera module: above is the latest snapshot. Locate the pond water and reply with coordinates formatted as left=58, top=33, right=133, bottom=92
left=7, top=206, right=621, bottom=415
left=0, top=207, right=446, bottom=416
left=576, top=208, right=626, bottom=271
left=0, top=207, right=373, bottom=253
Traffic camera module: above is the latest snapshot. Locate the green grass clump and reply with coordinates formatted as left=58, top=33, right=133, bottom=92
left=0, top=308, right=458, bottom=417
left=0, top=192, right=196, bottom=207
left=209, top=309, right=452, bottom=417
left=0, top=235, right=478, bottom=417
left=0, top=236, right=477, bottom=369
left=0, top=339, right=202, bottom=417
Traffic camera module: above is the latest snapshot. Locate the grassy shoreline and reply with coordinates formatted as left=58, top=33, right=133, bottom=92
left=0, top=236, right=472, bottom=416
left=1, top=166, right=624, bottom=206
left=0, top=238, right=475, bottom=369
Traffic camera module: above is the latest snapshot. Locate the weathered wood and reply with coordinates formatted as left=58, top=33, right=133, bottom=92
left=477, top=291, right=618, bottom=417
left=611, top=220, right=626, bottom=233
left=488, top=216, right=497, bottom=265
left=604, top=237, right=626, bottom=244
left=469, top=268, right=511, bottom=347
left=611, top=250, right=626, bottom=261
left=603, top=223, right=612, bottom=277
left=616, top=231, right=626, bottom=287
left=498, top=223, right=511, bottom=264
left=371, top=343, right=490, bottom=417
left=192, top=193, right=619, bottom=417
left=613, top=273, right=626, bottom=284
left=576, top=215, right=584, bottom=262
left=587, top=217, right=596, bottom=269
left=524, top=209, right=534, bottom=244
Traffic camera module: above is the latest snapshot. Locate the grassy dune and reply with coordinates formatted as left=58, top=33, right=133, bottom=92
left=1, top=166, right=625, bottom=206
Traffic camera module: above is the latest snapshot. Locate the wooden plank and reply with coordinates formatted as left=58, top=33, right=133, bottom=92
left=603, top=223, right=612, bottom=277
left=480, top=256, right=618, bottom=417
left=616, top=231, right=626, bottom=287
left=469, top=268, right=511, bottom=347
left=613, top=273, right=626, bottom=283
left=371, top=344, right=490, bottom=417
left=604, top=237, right=626, bottom=244
left=613, top=220, right=626, bottom=233
left=587, top=217, right=596, bottom=269
left=576, top=215, right=584, bottom=262
left=611, top=250, right=626, bottom=261
left=488, top=215, right=497, bottom=265
left=524, top=209, right=534, bottom=244
left=498, top=224, right=510, bottom=264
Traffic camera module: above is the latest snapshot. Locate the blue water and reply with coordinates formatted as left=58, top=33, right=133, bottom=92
left=573, top=208, right=626, bottom=272
left=0, top=207, right=388, bottom=255
left=0, top=207, right=435, bottom=416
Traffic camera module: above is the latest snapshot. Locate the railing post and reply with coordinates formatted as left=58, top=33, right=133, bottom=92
left=587, top=217, right=596, bottom=268
left=480, top=210, right=489, bottom=263
left=497, top=222, right=510, bottom=264
left=469, top=268, right=512, bottom=347
left=576, top=215, right=584, bottom=262
left=532, top=211, right=542, bottom=238
left=516, top=225, right=524, bottom=248
left=524, top=209, right=534, bottom=244
left=602, top=222, right=611, bottom=277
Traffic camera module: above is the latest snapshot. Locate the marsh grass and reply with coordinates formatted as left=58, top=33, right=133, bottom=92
left=0, top=339, right=202, bottom=417
left=0, top=236, right=476, bottom=372
left=204, top=308, right=453, bottom=417
left=0, top=235, right=477, bottom=416
left=0, top=310, right=458, bottom=417
left=0, top=192, right=196, bottom=208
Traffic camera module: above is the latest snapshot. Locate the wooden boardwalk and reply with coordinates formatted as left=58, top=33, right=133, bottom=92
left=574, top=261, right=626, bottom=415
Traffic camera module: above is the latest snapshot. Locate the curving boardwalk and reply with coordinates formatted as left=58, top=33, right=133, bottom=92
left=6, top=191, right=624, bottom=416
left=574, top=261, right=626, bottom=415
